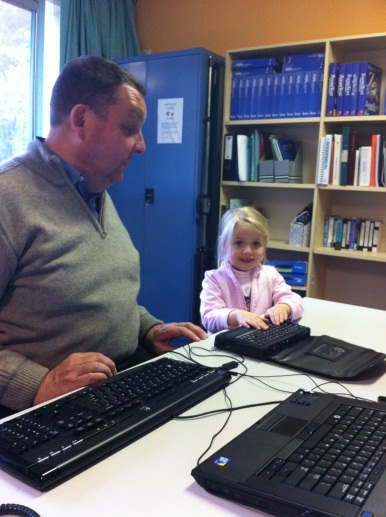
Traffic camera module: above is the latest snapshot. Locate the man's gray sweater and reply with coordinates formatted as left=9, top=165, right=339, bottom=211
left=0, top=139, right=162, bottom=411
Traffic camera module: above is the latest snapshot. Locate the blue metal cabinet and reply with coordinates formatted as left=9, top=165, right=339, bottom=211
left=111, top=49, right=224, bottom=325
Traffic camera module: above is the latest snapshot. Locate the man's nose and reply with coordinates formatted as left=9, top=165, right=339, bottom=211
left=134, top=131, right=146, bottom=154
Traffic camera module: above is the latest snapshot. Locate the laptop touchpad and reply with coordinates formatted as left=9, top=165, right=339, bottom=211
left=269, top=416, right=308, bottom=437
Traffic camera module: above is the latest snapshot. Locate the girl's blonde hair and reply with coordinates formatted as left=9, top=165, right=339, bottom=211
left=217, top=206, right=270, bottom=267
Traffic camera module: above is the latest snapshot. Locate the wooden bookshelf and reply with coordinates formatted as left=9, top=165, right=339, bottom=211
left=221, top=33, right=386, bottom=310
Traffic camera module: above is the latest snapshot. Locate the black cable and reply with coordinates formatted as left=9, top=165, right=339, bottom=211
left=0, top=504, right=41, bottom=517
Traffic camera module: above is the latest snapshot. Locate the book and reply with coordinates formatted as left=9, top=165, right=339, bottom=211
left=223, top=134, right=235, bottom=180
left=264, top=73, right=274, bottom=118
left=358, top=146, right=372, bottom=186
left=293, top=71, right=304, bottom=118
left=277, top=74, right=287, bottom=118
left=326, top=62, right=339, bottom=116
left=316, top=136, right=327, bottom=185
left=342, top=63, right=353, bottom=117
left=271, top=74, right=281, bottom=118
left=350, top=62, right=360, bottom=116
left=349, top=218, right=359, bottom=250
left=279, top=138, right=297, bottom=161
left=301, top=71, right=312, bottom=117
left=316, top=135, right=331, bottom=186
left=347, top=131, right=358, bottom=186
left=367, top=220, right=375, bottom=251
left=309, top=70, right=323, bottom=117
left=335, top=63, right=346, bottom=117
left=236, top=134, right=249, bottom=181
left=333, top=217, right=343, bottom=250
left=230, top=74, right=239, bottom=120
left=357, top=62, right=382, bottom=116
left=232, top=57, right=280, bottom=69
left=357, top=220, right=366, bottom=251
left=283, top=52, right=325, bottom=65
left=286, top=72, right=295, bottom=118
left=257, top=75, right=266, bottom=119
left=253, top=129, right=260, bottom=181
left=250, top=74, right=259, bottom=119
left=370, top=134, right=381, bottom=187
left=331, top=134, right=342, bottom=185
left=353, top=149, right=361, bottom=186
left=342, top=218, right=350, bottom=249
left=340, top=125, right=351, bottom=186
left=372, top=221, right=382, bottom=252
left=362, top=219, right=371, bottom=251
left=282, top=61, right=324, bottom=72
left=379, top=136, right=386, bottom=187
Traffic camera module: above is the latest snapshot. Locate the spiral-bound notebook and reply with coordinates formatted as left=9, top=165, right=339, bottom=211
left=214, top=322, right=385, bottom=379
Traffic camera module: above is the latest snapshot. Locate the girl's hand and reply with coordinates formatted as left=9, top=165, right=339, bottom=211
left=227, top=309, right=269, bottom=330
left=265, top=303, right=291, bottom=325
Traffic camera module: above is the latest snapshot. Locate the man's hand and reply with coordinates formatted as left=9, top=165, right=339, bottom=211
left=33, top=352, right=117, bottom=406
left=145, top=322, right=208, bottom=355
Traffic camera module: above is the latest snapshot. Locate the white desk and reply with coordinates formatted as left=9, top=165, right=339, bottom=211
left=1, top=298, right=386, bottom=517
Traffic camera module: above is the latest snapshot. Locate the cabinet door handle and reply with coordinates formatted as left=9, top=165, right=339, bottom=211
left=145, top=188, right=154, bottom=207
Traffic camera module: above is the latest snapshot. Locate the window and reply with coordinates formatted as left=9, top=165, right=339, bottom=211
left=0, top=0, right=60, bottom=164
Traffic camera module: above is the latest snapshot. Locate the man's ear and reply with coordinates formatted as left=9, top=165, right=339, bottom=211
left=70, top=104, right=88, bottom=138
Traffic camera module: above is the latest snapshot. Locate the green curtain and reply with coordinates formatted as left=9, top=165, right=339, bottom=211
left=60, top=0, right=141, bottom=67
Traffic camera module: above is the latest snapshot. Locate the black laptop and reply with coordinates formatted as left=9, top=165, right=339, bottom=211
left=192, top=389, right=386, bottom=517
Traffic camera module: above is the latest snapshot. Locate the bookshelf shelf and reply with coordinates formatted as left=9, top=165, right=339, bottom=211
left=222, top=181, right=315, bottom=190
left=268, top=240, right=310, bottom=252
left=313, top=247, right=386, bottom=263
left=221, top=32, right=386, bottom=311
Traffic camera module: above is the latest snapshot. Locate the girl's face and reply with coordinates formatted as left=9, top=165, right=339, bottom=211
left=228, top=222, right=266, bottom=271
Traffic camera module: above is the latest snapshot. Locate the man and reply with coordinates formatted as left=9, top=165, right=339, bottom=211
left=0, top=56, right=207, bottom=416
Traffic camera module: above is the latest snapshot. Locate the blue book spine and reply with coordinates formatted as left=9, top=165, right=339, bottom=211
left=243, top=74, right=253, bottom=119
left=282, top=61, right=324, bottom=72
left=271, top=74, right=281, bottom=118
left=257, top=75, right=266, bottom=119
left=284, top=53, right=325, bottom=64
left=250, top=74, right=259, bottom=119
left=286, top=72, right=295, bottom=118
left=293, top=71, right=304, bottom=118
left=230, top=73, right=239, bottom=120
left=326, top=62, right=339, bottom=116
left=343, top=63, right=353, bottom=117
left=278, top=74, right=288, bottom=118
left=233, top=57, right=279, bottom=69
left=349, top=218, right=359, bottom=250
left=309, top=70, right=323, bottom=117
left=264, top=74, right=274, bottom=118
left=335, top=63, right=346, bottom=116
left=302, top=71, right=312, bottom=117
left=350, top=62, right=360, bottom=116
left=357, top=62, right=382, bottom=116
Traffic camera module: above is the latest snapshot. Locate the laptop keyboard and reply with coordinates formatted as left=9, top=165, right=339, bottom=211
left=256, top=402, right=386, bottom=506
left=215, top=321, right=310, bottom=360
left=236, top=322, right=304, bottom=347
left=0, top=357, right=231, bottom=490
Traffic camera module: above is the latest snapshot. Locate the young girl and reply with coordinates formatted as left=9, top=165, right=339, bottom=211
left=200, top=206, right=303, bottom=334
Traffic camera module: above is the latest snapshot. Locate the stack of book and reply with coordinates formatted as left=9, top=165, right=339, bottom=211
left=230, top=53, right=324, bottom=120
left=323, top=216, right=382, bottom=252
left=326, top=61, right=382, bottom=117
left=317, top=126, right=386, bottom=187
left=223, top=132, right=302, bottom=183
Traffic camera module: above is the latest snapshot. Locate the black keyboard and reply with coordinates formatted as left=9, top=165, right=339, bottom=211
left=0, top=357, right=231, bottom=491
left=215, top=321, right=310, bottom=360
left=257, top=402, right=386, bottom=506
